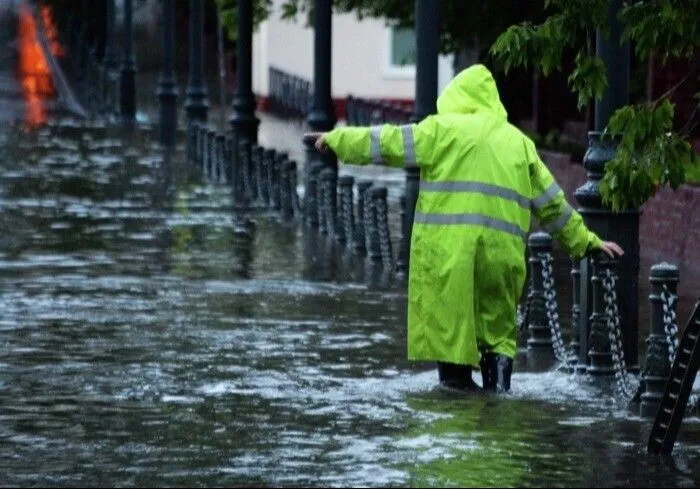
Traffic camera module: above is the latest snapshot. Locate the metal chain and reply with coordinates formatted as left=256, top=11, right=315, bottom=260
left=539, top=254, right=568, bottom=364
left=661, top=284, right=699, bottom=410
left=517, top=280, right=533, bottom=333
left=602, top=268, right=638, bottom=401
left=662, top=284, right=680, bottom=364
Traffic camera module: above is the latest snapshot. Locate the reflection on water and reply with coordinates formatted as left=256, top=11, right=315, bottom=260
left=0, top=121, right=699, bottom=487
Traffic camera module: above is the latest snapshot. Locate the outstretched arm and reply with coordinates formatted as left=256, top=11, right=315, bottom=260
left=304, top=118, right=438, bottom=168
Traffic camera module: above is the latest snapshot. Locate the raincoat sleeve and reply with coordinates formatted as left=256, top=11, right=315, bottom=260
left=528, top=150, right=602, bottom=259
left=323, top=118, right=438, bottom=168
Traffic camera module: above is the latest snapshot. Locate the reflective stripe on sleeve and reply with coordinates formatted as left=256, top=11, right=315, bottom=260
left=370, top=126, right=383, bottom=164
left=400, top=124, right=416, bottom=167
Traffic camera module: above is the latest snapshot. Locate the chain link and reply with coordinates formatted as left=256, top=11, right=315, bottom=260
left=660, top=284, right=699, bottom=409
left=602, top=268, right=638, bottom=401
left=540, top=253, right=568, bottom=364
left=661, top=284, right=680, bottom=364
left=517, top=280, right=532, bottom=333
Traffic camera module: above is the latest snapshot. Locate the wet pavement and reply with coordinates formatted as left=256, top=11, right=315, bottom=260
left=0, top=115, right=699, bottom=488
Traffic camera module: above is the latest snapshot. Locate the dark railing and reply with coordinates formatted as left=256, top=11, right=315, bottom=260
left=345, top=95, right=413, bottom=126
left=268, top=66, right=312, bottom=119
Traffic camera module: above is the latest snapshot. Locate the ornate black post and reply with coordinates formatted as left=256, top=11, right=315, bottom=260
left=119, top=0, right=136, bottom=124
left=185, top=0, right=210, bottom=125
left=573, top=0, right=638, bottom=371
left=305, top=0, right=337, bottom=226
left=158, top=0, right=178, bottom=147
left=397, top=0, right=440, bottom=276
left=587, top=251, right=616, bottom=376
left=527, top=232, right=556, bottom=370
left=229, top=0, right=260, bottom=143
left=640, top=263, right=680, bottom=418
left=103, top=0, right=119, bottom=109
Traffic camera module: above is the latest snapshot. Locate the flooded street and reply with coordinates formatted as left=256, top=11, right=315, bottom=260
left=1, top=120, right=699, bottom=487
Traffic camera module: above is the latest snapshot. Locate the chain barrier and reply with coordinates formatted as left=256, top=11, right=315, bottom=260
left=661, top=284, right=699, bottom=411
left=602, top=268, right=639, bottom=401
left=517, top=280, right=532, bottom=333
left=540, top=253, right=568, bottom=364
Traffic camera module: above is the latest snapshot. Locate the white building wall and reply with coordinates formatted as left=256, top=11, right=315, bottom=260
left=253, top=1, right=453, bottom=101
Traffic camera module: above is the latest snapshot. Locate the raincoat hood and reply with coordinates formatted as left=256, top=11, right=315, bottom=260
left=436, top=64, right=508, bottom=121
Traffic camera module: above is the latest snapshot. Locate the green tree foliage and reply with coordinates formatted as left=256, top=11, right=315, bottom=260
left=215, top=0, right=544, bottom=63
left=490, top=0, right=699, bottom=211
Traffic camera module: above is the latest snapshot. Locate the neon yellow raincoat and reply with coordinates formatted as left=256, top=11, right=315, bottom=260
left=324, top=64, right=602, bottom=367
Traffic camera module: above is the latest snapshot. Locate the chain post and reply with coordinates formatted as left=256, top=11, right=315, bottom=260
left=526, top=232, right=557, bottom=370
left=640, top=262, right=680, bottom=418
left=588, top=251, right=617, bottom=376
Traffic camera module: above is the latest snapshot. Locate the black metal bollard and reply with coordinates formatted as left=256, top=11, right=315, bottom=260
left=237, top=139, right=252, bottom=205
left=396, top=193, right=407, bottom=275
left=526, top=232, right=556, bottom=370
left=187, top=122, right=196, bottom=168
left=272, top=152, right=288, bottom=212
left=320, top=168, right=337, bottom=237
left=280, top=160, right=297, bottom=220
left=587, top=252, right=617, bottom=376
left=224, top=132, right=235, bottom=185
left=364, top=186, right=381, bottom=262
left=262, top=148, right=276, bottom=207
left=252, top=145, right=266, bottom=205
left=305, top=161, right=322, bottom=227
left=355, top=181, right=373, bottom=255
left=199, top=126, right=209, bottom=179
left=207, top=129, right=217, bottom=182
left=372, top=186, right=393, bottom=269
left=640, top=262, right=680, bottom=418
left=337, top=175, right=355, bottom=245
left=119, top=0, right=137, bottom=125
left=215, top=134, right=225, bottom=184
left=288, top=160, right=302, bottom=217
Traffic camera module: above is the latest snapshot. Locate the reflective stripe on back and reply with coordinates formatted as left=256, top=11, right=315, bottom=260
left=420, top=180, right=530, bottom=210
left=414, top=211, right=527, bottom=239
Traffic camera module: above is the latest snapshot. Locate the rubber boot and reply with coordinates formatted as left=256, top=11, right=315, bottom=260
left=437, top=362, right=481, bottom=391
left=479, top=353, right=513, bottom=393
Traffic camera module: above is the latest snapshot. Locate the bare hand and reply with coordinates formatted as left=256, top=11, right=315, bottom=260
left=600, top=240, right=624, bottom=258
left=303, top=132, right=329, bottom=153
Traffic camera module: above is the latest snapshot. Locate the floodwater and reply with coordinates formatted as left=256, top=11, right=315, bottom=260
left=0, top=119, right=699, bottom=488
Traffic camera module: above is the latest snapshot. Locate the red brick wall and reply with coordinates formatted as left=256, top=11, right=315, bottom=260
left=539, top=150, right=700, bottom=280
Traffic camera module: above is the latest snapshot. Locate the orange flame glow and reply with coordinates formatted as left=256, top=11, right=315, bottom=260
left=18, top=4, right=59, bottom=129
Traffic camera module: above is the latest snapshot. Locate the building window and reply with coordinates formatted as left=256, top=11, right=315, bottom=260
left=385, top=26, right=416, bottom=79
left=390, top=27, right=416, bottom=68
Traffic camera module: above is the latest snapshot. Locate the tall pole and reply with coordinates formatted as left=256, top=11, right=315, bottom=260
left=157, top=0, right=178, bottom=146
left=185, top=0, right=210, bottom=126
left=229, top=0, right=259, bottom=142
left=574, top=0, right=637, bottom=372
left=119, top=0, right=136, bottom=124
left=303, top=0, right=337, bottom=225
left=397, top=0, right=440, bottom=274
left=103, top=0, right=119, bottom=70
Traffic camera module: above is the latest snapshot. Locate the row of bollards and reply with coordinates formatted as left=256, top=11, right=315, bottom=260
left=187, top=122, right=398, bottom=272
left=523, top=231, right=684, bottom=418
left=309, top=166, right=395, bottom=270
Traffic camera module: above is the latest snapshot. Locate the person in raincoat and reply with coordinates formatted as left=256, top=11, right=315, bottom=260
left=305, top=64, right=623, bottom=393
